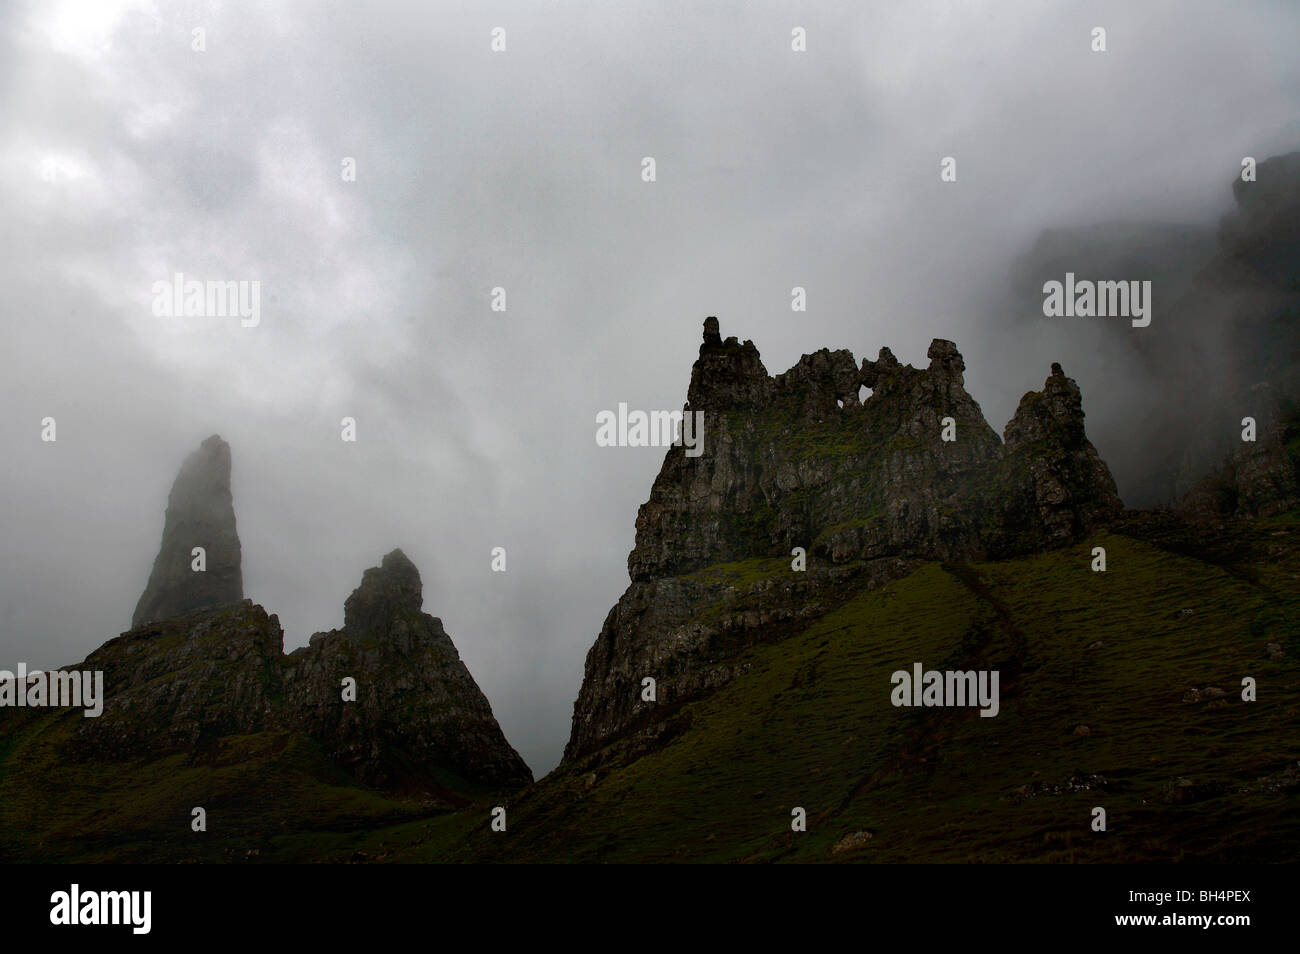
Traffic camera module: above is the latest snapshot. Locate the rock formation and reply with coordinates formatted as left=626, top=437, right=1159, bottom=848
left=131, top=435, right=243, bottom=628
left=1180, top=382, right=1300, bottom=519
left=285, top=549, right=533, bottom=789
left=72, top=601, right=284, bottom=759
left=1002, top=362, right=1125, bottom=544
left=71, top=473, right=530, bottom=793
left=628, top=320, right=1119, bottom=583
left=566, top=319, right=1122, bottom=761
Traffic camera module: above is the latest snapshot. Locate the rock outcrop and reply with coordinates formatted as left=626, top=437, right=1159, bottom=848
left=1002, top=362, right=1124, bottom=545
left=566, top=319, right=1122, bottom=761
left=131, top=435, right=243, bottom=629
left=83, top=438, right=534, bottom=793
left=72, top=533, right=530, bottom=792
left=1180, top=382, right=1300, bottom=519
left=628, top=320, right=1118, bottom=584
left=72, top=601, right=284, bottom=759
left=285, top=550, right=533, bottom=789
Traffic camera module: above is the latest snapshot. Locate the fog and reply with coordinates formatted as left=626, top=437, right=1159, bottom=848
left=2, top=0, right=1298, bottom=774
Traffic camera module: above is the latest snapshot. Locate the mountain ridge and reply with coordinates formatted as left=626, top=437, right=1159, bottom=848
left=3, top=298, right=1297, bottom=861
left=566, top=319, right=1122, bottom=761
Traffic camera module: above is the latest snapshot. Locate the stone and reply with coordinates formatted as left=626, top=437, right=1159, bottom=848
left=1003, top=365, right=1123, bottom=545
left=565, top=319, right=1124, bottom=762
left=285, top=549, right=533, bottom=789
left=73, top=548, right=532, bottom=793
left=831, top=830, right=873, bottom=854
left=72, top=601, right=281, bottom=760
left=71, top=454, right=530, bottom=795
left=343, top=548, right=423, bottom=640
left=132, top=435, right=243, bottom=628
left=1182, top=686, right=1226, bottom=704
left=702, top=315, right=722, bottom=348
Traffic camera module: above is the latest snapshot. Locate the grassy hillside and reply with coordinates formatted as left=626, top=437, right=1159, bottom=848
left=3, top=511, right=1297, bottom=863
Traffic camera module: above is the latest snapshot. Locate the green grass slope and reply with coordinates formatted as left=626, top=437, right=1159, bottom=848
left=379, top=513, right=1300, bottom=863
left=0, top=711, right=500, bottom=862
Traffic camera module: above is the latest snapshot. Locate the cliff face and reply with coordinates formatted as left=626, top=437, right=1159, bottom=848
left=71, top=601, right=283, bottom=759
left=1180, top=382, right=1300, bottom=520
left=565, top=320, right=1121, bottom=761
left=1139, top=153, right=1300, bottom=507
left=629, top=327, right=1119, bottom=583
left=1174, top=154, right=1300, bottom=519
left=132, top=435, right=243, bottom=629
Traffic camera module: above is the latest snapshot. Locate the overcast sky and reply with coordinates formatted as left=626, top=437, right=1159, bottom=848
left=2, top=0, right=1298, bottom=775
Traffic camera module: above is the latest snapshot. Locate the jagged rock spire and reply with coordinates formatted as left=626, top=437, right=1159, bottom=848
left=343, top=548, right=423, bottom=638
left=1004, top=364, right=1123, bottom=541
left=687, top=316, right=771, bottom=411
left=287, top=549, right=534, bottom=789
left=131, top=435, right=243, bottom=628
left=76, top=544, right=532, bottom=794
left=702, top=315, right=722, bottom=348
left=573, top=322, right=1127, bottom=761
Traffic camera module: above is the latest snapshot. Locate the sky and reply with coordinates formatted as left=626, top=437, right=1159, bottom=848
left=2, top=0, right=1298, bottom=775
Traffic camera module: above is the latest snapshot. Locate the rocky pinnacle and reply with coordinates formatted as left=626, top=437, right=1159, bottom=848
left=565, top=317, right=1124, bottom=761
left=131, top=435, right=243, bottom=629
left=286, top=548, right=534, bottom=788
